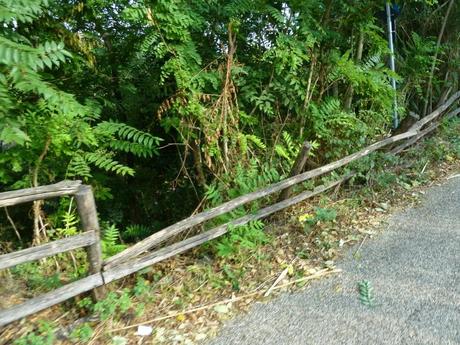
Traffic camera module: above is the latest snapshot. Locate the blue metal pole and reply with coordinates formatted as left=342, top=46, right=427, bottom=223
left=386, top=2, right=399, bottom=129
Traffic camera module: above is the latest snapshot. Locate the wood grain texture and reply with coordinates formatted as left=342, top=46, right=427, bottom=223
left=410, top=91, right=460, bottom=132
left=75, top=185, right=105, bottom=300
left=393, top=123, right=440, bottom=154
left=0, top=273, right=103, bottom=327
left=393, top=107, right=460, bottom=154
left=0, top=180, right=81, bottom=207
left=0, top=231, right=97, bottom=270
left=105, top=131, right=416, bottom=267
left=103, top=174, right=352, bottom=275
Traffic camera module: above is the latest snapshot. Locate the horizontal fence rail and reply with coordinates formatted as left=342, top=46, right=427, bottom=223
left=0, top=183, right=104, bottom=327
left=0, top=93, right=459, bottom=328
left=0, top=181, right=82, bottom=208
left=102, top=174, right=353, bottom=283
left=0, top=274, right=103, bottom=327
left=0, top=231, right=97, bottom=270
left=104, top=131, right=417, bottom=268
left=106, top=91, right=460, bottom=268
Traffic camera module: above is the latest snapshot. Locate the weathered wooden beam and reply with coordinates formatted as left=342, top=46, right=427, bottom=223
left=445, top=107, right=460, bottom=120
left=104, top=131, right=416, bottom=267
left=75, top=185, right=105, bottom=300
left=410, top=91, right=460, bottom=132
left=0, top=180, right=82, bottom=208
left=0, top=273, right=103, bottom=327
left=277, top=141, right=311, bottom=202
left=393, top=107, right=460, bottom=154
left=1, top=93, right=456, bottom=327
left=0, top=231, right=97, bottom=270
left=103, top=174, right=352, bottom=274
left=392, top=123, right=440, bottom=154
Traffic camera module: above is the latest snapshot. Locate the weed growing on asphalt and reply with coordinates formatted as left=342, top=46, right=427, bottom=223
left=358, top=280, right=375, bottom=307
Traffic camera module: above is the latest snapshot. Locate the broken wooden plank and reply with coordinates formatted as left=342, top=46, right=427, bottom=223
left=393, top=107, right=460, bottom=154
left=410, top=91, right=460, bottom=132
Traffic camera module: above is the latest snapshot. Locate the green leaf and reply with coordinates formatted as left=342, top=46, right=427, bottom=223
left=0, top=126, right=30, bottom=145
left=358, top=280, right=375, bottom=307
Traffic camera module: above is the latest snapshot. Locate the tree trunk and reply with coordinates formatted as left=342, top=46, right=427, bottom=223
left=190, top=139, right=206, bottom=186
left=344, top=30, right=364, bottom=111
left=422, top=0, right=455, bottom=116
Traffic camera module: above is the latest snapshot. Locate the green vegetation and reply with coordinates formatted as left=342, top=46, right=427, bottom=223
left=7, top=119, right=460, bottom=343
left=13, top=321, right=55, bottom=345
left=2, top=0, right=459, bottom=243
left=1, top=0, right=460, bottom=342
left=358, top=280, right=375, bottom=307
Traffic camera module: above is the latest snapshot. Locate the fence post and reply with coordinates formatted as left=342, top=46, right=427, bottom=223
left=75, top=185, right=105, bottom=300
left=277, top=141, right=311, bottom=202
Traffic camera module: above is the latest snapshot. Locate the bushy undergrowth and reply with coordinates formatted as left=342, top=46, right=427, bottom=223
left=2, top=0, right=460, bottom=342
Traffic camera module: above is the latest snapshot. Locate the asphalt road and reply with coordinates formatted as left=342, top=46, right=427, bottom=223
left=207, top=175, right=460, bottom=345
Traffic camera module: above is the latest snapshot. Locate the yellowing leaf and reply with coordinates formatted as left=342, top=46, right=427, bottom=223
left=298, top=213, right=314, bottom=223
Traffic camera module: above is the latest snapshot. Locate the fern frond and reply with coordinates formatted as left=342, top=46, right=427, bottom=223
left=95, top=121, right=161, bottom=151
left=237, top=133, right=248, bottom=155
left=0, top=36, right=70, bottom=71
left=358, top=280, right=375, bottom=307
left=265, top=6, right=285, bottom=24
left=362, top=54, right=382, bottom=71
left=204, top=182, right=223, bottom=205
left=103, top=224, right=120, bottom=246
left=67, top=153, right=92, bottom=179
left=311, top=98, right=341, bottom=121
left=0, top=0, right=49, bottom=24
left=281, top=131, right=298, bottom=157
left=275, top=144, right=292, bottom=163
left=101, top=224, right=126, bottom=258
left=85, top=151, right=135, bottom=176
left=246, top=134, right=266, bottom=151
left=123, top=224, right=151, bottom=241
left=54, top=209, right=79, bottom=238
left=108, top=139, right=156, bottom=158
left=223, top=0, right=254, bottom=16
left=140, top=31, right=159, bottom=54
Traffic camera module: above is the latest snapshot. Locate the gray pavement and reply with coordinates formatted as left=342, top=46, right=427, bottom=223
left=207, top=175, right=460, bottom=345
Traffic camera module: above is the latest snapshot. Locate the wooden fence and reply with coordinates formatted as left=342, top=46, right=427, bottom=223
left=0, top=182, right=104, bottom=326
left=1, top=91, right=459, bottom=327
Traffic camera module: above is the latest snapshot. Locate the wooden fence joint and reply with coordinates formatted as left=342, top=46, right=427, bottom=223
left=75, top=185, right=106, bottom=301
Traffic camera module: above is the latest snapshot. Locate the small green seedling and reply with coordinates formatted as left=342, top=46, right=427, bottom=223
left=358, top=280, right=375, bottom=307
